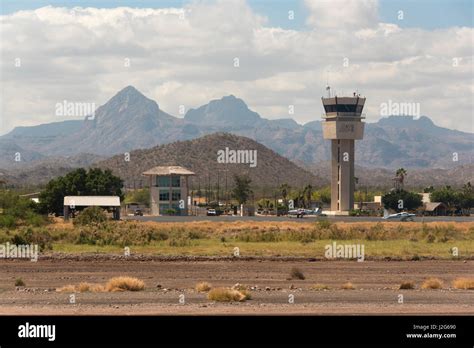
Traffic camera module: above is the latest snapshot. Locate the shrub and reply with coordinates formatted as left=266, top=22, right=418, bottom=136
left=76, top=282, right=105, bottom=292
left=421, top=278, right=443, bottom=289
left=426, top=233, right=436, bottom=243
left=310, top=284, right=330, bottom=291
left=105, top=276, right=145, bottom=292
left=0, top=215, right=16, bottom=229
left=10, top=227, right=53, bottom=251
left=207, top=288, right=247, bottom=302
left=168, top=237, right=192, bottom=247
left=15, top=278, right=25, bottom=287
left=231, top=283, right=251, bottom=299
left=341, top=282, right=355, bottom=290
left=399, top=281, right=415, bottom=290
left=164, top=209, right=177, bottom=216
left=317, top=219, right=332, bottom=230
left=452, top=278, right=474, bottom=290
left=289, top=267, right=305, bottom=280
left=73, top=206, right=108, bottom=226
left=195, top=282, right=212, bottom=292
left=25, top=212, right=48, bottom=227
left=56, top=285, right=76, bottom=292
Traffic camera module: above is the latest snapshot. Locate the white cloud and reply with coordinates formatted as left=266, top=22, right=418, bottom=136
left=0, top=0, right=472, bottom=134
left=305, top=0, right=379, bottom=30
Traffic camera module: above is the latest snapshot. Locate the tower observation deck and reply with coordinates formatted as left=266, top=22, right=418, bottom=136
left=321, top=92, right=366, bottom=213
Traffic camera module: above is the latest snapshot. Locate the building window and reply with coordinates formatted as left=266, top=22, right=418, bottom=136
left=157, top=176, right=170, bottom=187
left=172, top=190, right=181, bottom=201
left=159, top=190, right=169, bottom=201
left=171, top=176, right=181, bottom=187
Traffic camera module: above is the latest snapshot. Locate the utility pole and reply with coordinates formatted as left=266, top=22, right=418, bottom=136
left=217, top=170, right=220, bottom=206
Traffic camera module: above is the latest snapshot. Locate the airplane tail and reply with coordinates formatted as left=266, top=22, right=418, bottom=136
left=383, top=209, right=389, bottom=218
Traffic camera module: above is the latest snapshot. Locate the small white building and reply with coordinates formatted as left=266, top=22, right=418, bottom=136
left=63, top=196, right=121, bottom=220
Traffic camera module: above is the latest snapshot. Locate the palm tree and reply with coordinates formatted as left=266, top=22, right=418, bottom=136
left=395, top=168, right=407, bottom=190
left=354, top=177, right=362, bottom=209
left=303, top=184, right=313, bottom=208
left=279, top=183, right=290, bottom=207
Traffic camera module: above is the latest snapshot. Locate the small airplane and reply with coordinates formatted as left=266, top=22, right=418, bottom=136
left=382, top=210, right=416, bottom=221
left=288, top=207, right=323, bottom=218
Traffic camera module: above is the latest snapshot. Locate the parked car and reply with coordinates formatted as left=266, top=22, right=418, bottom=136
left=134, top=209, right=143, bottom=216
left=207, top=209, right=217, bottom=216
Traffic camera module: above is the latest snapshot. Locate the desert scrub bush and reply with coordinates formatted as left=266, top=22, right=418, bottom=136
left=365, top=223, right=386, bottom=241
left=341, top=282, right=355, bottom=290
left=15, top=278, right=25, bottom=287
left=25, top=212, right=49, bottom=227
left=195, top=282, right=212, bottom=292
left=57, top=283, right=105, bottom=293
left=0, top=229, right=10, bottom=243
left=421, top=278, right=443, bottom=289
left=77, top=282, right=105, bottom=292
left=236, top=230, right=281, bottom=243
left=317, top=219, right=332, bottom=230
left=168, top=236, right=194, bottom=247
left=399, top=281, right=415, bottom=290
left=207, top=288, right=247, bottom=302
left=310, top=284, right=330, bottom=291
left=328, top=225, right=351, bottom=240
left=10, top=227, right=53, bottom=251
left=73, top=206, right=107, bottom=226
left=452, top=278, right=474, bottom=289
left=57, top=277, right=144, bottom=292
left=0, top=215, right=16, bottom=229
left=105, top=277, right=145, bottom=292
left=289, top=267, right=305, bottom=280
left=187, top=231, right=206, bottom=240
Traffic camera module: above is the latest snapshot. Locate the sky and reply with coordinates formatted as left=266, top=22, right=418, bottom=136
left=0, top=0, right=473, bottom=134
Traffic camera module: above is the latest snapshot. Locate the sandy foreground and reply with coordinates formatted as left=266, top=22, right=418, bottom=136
left=0, top=257, right=473, bottom=315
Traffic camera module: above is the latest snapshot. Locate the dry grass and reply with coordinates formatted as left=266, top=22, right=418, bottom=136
left=105, top=277, right=145, bottom=292
left=195, top=282, right=212, bottom=292
left=207, top=287, right=248, bottom=302
left=341, top=282, right=355, bottom=290
left=57, top=282, right=105, bottom=293
left=56, top=277, right=144, bottom=292
left=310, top=284, right=330, bottom=291
left=452, top=277, right=474, bottom=290
left=289, top=267, right=305, bottom=280
left=399, top=281, right=415, bottom=290
left=56, top=285, right=77, bottom=292
left=50, top=218, right=474, bottom=244
left=421, top=277, right=443, bottom=289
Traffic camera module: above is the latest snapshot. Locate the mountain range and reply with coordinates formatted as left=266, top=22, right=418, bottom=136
left=1, top=85, right=472, bottom=185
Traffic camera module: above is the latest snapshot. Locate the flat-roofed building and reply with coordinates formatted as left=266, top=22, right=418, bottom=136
left=142, top=166, right=195, bottom=216
left=63, top=196, right=121, bottom=220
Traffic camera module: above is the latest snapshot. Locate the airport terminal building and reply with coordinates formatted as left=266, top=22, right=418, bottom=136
left=142, top=166, right=195, bottom=216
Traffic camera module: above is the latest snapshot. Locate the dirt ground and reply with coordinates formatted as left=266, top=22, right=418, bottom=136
left=0, top=257, right=472, bottom=315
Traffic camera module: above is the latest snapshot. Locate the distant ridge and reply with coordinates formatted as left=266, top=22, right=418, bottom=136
left=93, top=133, right=319, bottom=189
left=1, top=86, right=472, bottom=170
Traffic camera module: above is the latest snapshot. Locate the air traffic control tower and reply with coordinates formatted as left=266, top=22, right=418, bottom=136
left=322, top=89, right=365, bottom=213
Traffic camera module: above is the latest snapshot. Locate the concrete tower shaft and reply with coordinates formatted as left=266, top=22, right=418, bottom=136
left=321, top=95, right=366, bottom=213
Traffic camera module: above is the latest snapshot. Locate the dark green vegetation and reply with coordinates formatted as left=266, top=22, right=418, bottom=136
left=38, top=168, right=123, bottom=216
left=382, top=190, right=423, bottom=212
left=0, top=191, right=47, bottom=228
left=429, top=183, right=474, bottom=214
left=232, top=175, right=253, bottom=205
